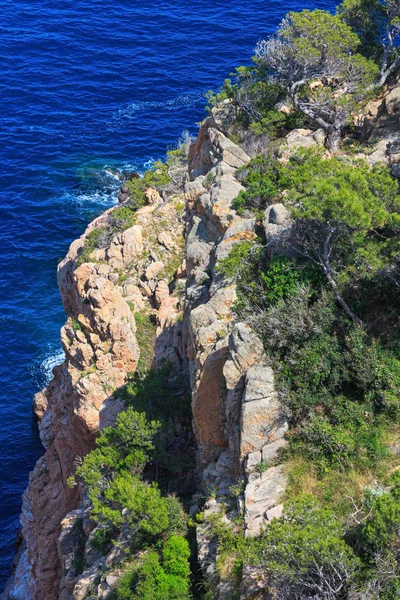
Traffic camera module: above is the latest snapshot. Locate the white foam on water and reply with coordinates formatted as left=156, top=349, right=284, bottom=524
left=40, top=350, right=65, bottom=384
left=30, top=348, right=65, bottom=389
left=107, top=91, right=204, bottom=128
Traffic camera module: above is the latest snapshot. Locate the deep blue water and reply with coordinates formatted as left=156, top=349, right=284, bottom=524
left=0, top=0, right=334, bottom=588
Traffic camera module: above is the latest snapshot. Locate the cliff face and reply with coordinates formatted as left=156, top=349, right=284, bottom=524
left=10, top=89, right=400, bottom=598
left=3, top=189, right=186, bottom=599
left=184, top=112, right=288, bottom=540
left=2, top=105, right=291, bottom=599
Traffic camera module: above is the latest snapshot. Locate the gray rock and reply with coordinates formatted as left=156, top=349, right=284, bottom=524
left=386, top=86, right=400, bottom=115
left=246, top=450, right=262, bottom=472
left=262, top=438, right=288, bottom=464
left=208, top=128, right=251, bottom=169
left=265, top=503, right=284, bottom=522
left=245, top=465, right=288, bottom=537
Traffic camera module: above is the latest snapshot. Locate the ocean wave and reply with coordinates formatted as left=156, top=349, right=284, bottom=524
left=107, top=91, right=205, bottom=128
left=41, top=350, right=65, bottom=383
left=30, top=348, right=65, bottom=389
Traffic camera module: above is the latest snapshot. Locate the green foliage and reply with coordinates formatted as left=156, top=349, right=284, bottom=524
left=109, top=205, right=137, bottom=231
left=115, top=536, right=191, bottom=600
left=236, top=150, right=400, bottom=290
left=233, top=153, right=281, bottom=214
left=124, top=161, right=171, bottom=209
left=259, top=255, right=324, bottom=305
left=205, top=78, right=236, bottom=109
left=283, top=151, right=400, bottom=232
left=71, top=317, right=82, bottom=331
left=162, top=536, right=191, bottom=580
left=133, top=312, right=157, bottom=375
left=206, top=66, right=286, bottom=128
left=90, top=526, right=115, bottom=552
left=254, top=461, right=268, bottom=474
left=216, top=241, right=254, bottom=278
left=113, top=363, right=193, bottom=489
left=245, top=496, right=360, bottom=598
left=76, top=409, right=160, bottom=527
left=338, top=0, right=385, bottom=58
left=164, top=496, right=188, bottom=537
left=100, top=474, right=169, bottom=532
left=290, top=400, right=388, bottom=474
left=361, top=476, right=400, bottom=553
left=76, top=227, right=108, bottom=267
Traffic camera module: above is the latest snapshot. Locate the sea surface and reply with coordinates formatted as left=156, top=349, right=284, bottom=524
left=0, top=0, right=334, bottom=588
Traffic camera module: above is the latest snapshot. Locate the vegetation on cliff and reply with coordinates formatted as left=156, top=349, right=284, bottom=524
left=61, top=2, right=400, bottom=599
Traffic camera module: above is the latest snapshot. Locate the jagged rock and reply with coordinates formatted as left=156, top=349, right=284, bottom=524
left=2, top=549, right=32, bottom=600
left=245, top=465, right=288, bottom=537
left=263, top=203, right=292, bottom=248
left=240, top=565, right=270, bottom=600
left=145, top=187, right=163, bottom=204
left=187, top=117, right=249, bottom=180
left=122, top=279, right=144, bottom=310
left=33, top=390, right=47, bottom=420
left=241, top=365, right=287, bottom=457
left=265, top=503, right=284, bottom=522
left=107, top=224, right=143, bottom=269
left=261, top=438, right=287, bottom=463
left=246, top=451, right=262, bottom=472
left=185, top=177, right=206, bottom=203
left=192, top=344, right=230, bottom=464
left=207, top=128, right=251, bottom=169
left=145, top=260, right=164, bottom=280
left=158, top=231, right=175, bottom=250
left=282, top=128, right=320, bottom=154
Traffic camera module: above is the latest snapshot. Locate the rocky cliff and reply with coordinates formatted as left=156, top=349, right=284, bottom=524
left=4, top=81, right=400, bottom=599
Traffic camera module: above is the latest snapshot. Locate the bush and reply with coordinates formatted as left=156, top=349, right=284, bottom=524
left=245, top=496, right=360, bottom=599
left=75, top=409, right=160, bottom=526
left=259, top=255, right=324, bottom=305
left=116, top=536, right=191, bottom=600
left=361, top=476, right=400, bottom=553
left=216, top=241, right=255, bottom=278
left=290, top=403, right=388, bottom=474
left=233, top=153, right=282, bottom=214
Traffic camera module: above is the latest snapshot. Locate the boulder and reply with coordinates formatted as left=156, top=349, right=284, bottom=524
left=145, top=187, right=163, bottom=204
left=158, top=231, right=175, bottom=250
left=263, top=203, right=293, bottom=250
left=386, top=85, right=400, bottom=115
left=145, top=260, right=164, bottom=280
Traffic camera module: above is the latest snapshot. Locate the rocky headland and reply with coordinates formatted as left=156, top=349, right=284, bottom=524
left=3, top=72, right=400, bottom=599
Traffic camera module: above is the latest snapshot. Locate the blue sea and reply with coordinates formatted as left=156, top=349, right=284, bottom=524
left=0, top=0, right=334, bottom=588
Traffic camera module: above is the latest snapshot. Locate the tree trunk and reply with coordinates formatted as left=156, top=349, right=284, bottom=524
left=325, top=126, right=341, bottom=153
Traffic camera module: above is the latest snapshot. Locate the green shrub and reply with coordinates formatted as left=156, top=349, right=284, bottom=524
left=245, top=496, right=360, bottom=599
left=233, top=153, right=282, bottom=214
left=162, top=536, right=191, bottom=580
left=164, top=496, right=188, bottom=537
left=216, top=241, right=255, bottom=278
left=76, top=226, right=109, bottom=267
left=290, top=405, right=388, bottom=474
left=259, top=256, right=324, bottom=305
left=116, top=537, right=191, bottom=600
left=361, top=477, right=400, bottom=553
left=75, top=409, right=160, bottom=526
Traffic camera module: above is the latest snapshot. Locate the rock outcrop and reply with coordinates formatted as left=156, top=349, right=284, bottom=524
left=184, top=116, right=288, bottom=595
left=3, top=192, right=187, bottom=600
left=4, top=106, right=290, bottom=600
